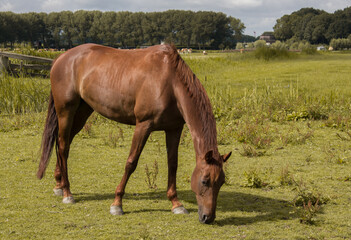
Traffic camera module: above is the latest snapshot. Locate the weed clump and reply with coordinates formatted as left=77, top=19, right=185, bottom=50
left=103, top=127, right=124, bottom=148
left=145, top=159, right=159, bottom=190
left=279, top=166, right=295, bottom=186
left=279, top=126, right=314, bottom=146
left=299, top=199, right=321, bottom=224
left=292, top=179, right=329, bottom=206
left=243, top=169, right=268, bottom=188
left=240, top=144, right=266, bottom=157
left=234, top=117, right=273, bottom=149
left=292, top=179, right=329, bottom=224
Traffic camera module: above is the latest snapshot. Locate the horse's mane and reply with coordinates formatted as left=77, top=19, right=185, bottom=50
left=164, top=44, right=218, bottom=150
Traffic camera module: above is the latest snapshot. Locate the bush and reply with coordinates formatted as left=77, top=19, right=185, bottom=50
left=247, top=42, right=254, bottom=49
left=289, top=42, right=299, bottom=50
left=254, top=40, right=266, bottom=48
left=254, top=46, right=290, bottom=60
left=236, top=42, right=244, bottom=50
left=298, top=42, right=317, bottom=55
left=271, top=40, right=287, bottom=51
left=330, top=38, right=351, bottom=50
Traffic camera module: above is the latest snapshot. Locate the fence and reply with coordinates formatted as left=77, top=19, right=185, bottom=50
left=0, top=52, right=53, bottom=77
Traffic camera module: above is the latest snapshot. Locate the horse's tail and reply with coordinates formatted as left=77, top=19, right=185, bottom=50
left=37, top=90, right=58, bottom=179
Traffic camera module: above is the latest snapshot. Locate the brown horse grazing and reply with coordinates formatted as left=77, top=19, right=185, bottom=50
left=37, top=43, right=231, bottom=224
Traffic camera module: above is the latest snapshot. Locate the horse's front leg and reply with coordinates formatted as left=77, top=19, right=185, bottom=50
left=166, top=126, right=189, bottom=214
left=110, top=121, right=152, bottom=215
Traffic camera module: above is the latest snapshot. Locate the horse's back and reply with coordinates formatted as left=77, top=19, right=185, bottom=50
left=50, top=44, right=184, bottom=129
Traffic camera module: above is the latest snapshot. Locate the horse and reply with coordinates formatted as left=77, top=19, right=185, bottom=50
left=37, top=43, right=231, bottom=224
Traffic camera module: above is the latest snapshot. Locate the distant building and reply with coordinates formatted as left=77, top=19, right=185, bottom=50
left=259, top=32, right=276, bottom=45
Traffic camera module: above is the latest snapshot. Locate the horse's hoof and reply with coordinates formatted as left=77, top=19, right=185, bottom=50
left=53, top=188, right=63, bottom=196
left=62, top=196, right=75, bottom=204
left=172, top=206, right=189, bottom=214
left=110, top=205, right=124, bottom=215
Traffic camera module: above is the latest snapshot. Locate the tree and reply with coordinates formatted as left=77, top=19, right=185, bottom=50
left=273, top=15, right=293, bottom=41
left=73, top=10, right=97, bottom=44
left=46, top=12, right=62, bottom=48
left=89, top=11, right=116, bottom=45
left=0, top=10, right=246, bottom=49
left=274, top=6, right=351, bottom=44
left=191, top=11, right=219, bottom=49
left=21, top=12, right=48, bottom=47
left=0, top=12, right=25, bottom=47
left=303, top=13, right=332, bottom=44
left=142, top=12, right=165, bottom=45
left=60, top=11, right=74, bottom=48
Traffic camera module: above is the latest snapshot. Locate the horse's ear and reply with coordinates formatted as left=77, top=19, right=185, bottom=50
left=222, top=152, right=232, bottom=162
left=205, top=150, right=214, bottom=164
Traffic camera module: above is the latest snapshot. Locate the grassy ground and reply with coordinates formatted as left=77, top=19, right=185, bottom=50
left=1, top=51, right=351, bottom=239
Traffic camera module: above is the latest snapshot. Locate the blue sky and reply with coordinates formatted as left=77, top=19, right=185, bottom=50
left=0, top=0, right=350, bottom=36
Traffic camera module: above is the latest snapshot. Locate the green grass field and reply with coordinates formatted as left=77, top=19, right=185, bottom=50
left=1, top=51, right=351, bottom=239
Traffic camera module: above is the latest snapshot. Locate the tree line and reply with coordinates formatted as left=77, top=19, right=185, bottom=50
left=274, top=7, right=351, bottom=44
left=0, top=10, right=245, bottom=49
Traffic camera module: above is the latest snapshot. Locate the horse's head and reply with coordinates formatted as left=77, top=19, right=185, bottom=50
left=191, top=150, right=231, bottom=224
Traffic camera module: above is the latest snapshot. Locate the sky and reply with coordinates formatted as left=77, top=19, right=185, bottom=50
left=0, top=0, right=350, bottom=36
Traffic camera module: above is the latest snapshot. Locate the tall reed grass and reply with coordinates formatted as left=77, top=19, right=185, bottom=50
left=0, top=75, right=50, bottom=114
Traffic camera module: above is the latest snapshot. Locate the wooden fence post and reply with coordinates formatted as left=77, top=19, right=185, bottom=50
left=0, top=56, right=9, bottom=75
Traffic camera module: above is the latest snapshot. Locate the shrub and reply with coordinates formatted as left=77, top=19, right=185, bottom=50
left=254, top=40, right=266, bottom=48
left=254, top=46, right=290, bottom=61
left=271, top=40, right=287, bottom=51
left=330, top=38, right=351, bottom=50
left=247, top=42, right=254, bottom=49
left=289, top=42, right=299, bottom=50
left=235, top=42, right=244, bottom=50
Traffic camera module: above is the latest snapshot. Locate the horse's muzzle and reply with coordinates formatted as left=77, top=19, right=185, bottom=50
left=198, top=208, right=215, bottom=224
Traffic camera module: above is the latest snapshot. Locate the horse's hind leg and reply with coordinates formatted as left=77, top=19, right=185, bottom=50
left=53, top=100, right=93, bottom=197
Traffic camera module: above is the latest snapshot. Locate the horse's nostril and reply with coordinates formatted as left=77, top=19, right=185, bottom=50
left=199, top=214, right=215, bottom=224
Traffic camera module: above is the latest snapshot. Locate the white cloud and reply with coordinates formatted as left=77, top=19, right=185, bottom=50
left=322, top=0, right=350, bottom=12
left=183, top=0, right=263, bottom=9
left=41, top=0, right=66, bottom=12
left=224, top=0, right=263, bottom=8
left=0, top=0, right=14, bottom=11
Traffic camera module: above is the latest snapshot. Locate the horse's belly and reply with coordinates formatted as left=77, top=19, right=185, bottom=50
left=83, top=95, right=137, bottom=125
left=98, top=108, right=137, bottom=125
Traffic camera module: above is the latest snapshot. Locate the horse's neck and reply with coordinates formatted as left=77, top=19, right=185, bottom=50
left=174, top=81, right=218, bottom=158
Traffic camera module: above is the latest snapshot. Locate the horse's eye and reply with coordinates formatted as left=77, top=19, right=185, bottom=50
left=201, top=179, right=209, bottom=186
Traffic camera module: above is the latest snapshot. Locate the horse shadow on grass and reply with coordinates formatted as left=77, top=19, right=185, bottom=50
left=74, top=189, right=296, bottom=226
